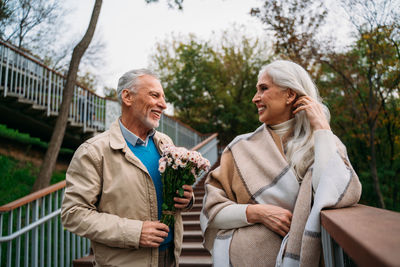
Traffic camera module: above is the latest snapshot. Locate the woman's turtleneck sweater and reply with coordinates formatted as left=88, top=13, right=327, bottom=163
left=209, top=119, right=337, bottom=230
left=269, top=118, right=295, bottom=138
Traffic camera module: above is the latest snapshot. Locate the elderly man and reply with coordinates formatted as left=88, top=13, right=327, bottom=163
left=61, top=69, right=194, bottom=267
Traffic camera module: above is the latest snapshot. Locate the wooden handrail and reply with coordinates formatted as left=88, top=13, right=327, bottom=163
left=321, top=204, right=400, bottom=267
left=0, top=180, right=66, bottom=212
left=191, top=133, right=218, bottom=151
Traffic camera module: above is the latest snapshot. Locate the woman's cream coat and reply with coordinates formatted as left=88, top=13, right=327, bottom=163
left=61, top=120, right=185, bottom=267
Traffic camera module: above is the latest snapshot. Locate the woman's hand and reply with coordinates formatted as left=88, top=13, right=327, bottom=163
left=293, top=96, right=330, bottom=130
left=174, top=184, right=193, bottom=209
left=246, top=204, right=292, bottom=237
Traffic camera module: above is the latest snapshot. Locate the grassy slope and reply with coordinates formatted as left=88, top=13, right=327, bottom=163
left=0, top=124, right=73, bottom=206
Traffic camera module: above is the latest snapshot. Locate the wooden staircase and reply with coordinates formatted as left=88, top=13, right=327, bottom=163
left=73, top=175, right=212, bottom=267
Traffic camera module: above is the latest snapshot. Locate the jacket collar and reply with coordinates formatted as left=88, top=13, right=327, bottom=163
left=109, top=119, right=170, bottom=174
left=109, top=119, right=126, bottom=150
left=109, top=118, right=169, bottom=152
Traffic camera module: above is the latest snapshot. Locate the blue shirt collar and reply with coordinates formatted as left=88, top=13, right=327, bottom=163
left=119, top=119, right=155, bottom=147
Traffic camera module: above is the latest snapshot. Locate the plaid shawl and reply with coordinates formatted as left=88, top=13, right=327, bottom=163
left=200, top=124, right=361, bottom=267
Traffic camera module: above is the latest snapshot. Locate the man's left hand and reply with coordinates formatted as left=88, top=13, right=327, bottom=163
left=174, top=184, right=193, bottom=209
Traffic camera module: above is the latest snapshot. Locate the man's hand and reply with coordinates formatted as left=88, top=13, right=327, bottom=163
left=139, top=221, right=169, bottom=248
left=174, top=184, right=193, bottom=209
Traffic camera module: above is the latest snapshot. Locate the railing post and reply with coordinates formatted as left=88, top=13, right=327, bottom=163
left=83, top=90, right=87, bottom=132
left=4, top=47, right=10, bottom=97
left=46, top=195, right=52, bottom=266
left=321, top=226, right=344, bottom=267
left=0, top=213, right=3, bottom=267
left=47, top=71, right=52, bottom=116
left=16, top=207, right=21, bottom=267
left=53, top=191, right=59, bottom=267
left=24, top=203, right=30, bottom=267
left=60, top=189, right=65, bottom=267
left=31, top=200, right=38, bottom=267
left=40, top=199, right=45, bottom=267
left=66, top=231, right=70, bottom=267
left=7, top=210, right=13, bottom=267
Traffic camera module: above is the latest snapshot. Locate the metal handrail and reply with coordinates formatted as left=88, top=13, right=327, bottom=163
left=0, top=210, right=60, bottom=242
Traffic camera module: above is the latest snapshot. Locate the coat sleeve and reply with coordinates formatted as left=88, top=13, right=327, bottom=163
left=61, top=143, right=143, bottom=249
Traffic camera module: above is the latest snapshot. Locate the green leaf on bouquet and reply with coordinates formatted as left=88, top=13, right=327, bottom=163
left=178, top=187, right=185, bottom=197
left=162, top=203, right=169, bottom=210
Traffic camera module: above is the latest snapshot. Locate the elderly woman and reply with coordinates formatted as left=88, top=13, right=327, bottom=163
left=200, top=60, right=362, bottom=267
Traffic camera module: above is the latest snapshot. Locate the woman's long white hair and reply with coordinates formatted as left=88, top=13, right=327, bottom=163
left=259, top=60, right=330, bottom=179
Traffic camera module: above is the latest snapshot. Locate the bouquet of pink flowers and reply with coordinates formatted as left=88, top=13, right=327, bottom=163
left=158, top=144, right=210, bottom=226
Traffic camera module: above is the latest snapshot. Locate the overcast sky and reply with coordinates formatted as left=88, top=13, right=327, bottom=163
left=64, top=0, right=265, bottom=93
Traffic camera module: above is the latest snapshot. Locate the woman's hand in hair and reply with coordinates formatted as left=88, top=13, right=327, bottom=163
left=293, top=96, right=330, bottom=130
left=246, top=204, right=292, bottom=237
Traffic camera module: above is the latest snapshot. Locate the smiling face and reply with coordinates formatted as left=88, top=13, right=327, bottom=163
left=121, top=74, right=167, bottom=137
left=252, top=73, right=293, bottom=125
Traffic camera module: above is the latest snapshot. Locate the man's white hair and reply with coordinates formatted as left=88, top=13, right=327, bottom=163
left=116, top=69, right=159, bottom=104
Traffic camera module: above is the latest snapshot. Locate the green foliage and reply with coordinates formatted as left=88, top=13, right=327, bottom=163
left=103, top=86, right=118, bottom=100
left=150, top=27, right=271, bottom=144
left=318, top=23, right=400, bottom=210
left=250, top=0, right=327, bottom=75
left=0, top=155, right=66, bottom=206
left=0, top=124, right=74, bottom=155
left=160, top=163, right=196, bottom=227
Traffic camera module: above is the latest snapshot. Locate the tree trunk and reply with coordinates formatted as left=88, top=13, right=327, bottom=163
left=32, top=0, right=102, bottom=192
left=369, top=122, right=385, bottom=208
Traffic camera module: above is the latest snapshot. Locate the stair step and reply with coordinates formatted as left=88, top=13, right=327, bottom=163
left=183, top=220, right=201, bottom=231
left=181, top=242, right=210, bottom=256
left=183, top=230, right=203, bottom=242
left=179, top=255, right=212, bottom=267
left=194, top=197, right=203, bottom=204
left=182, top=211, right=200, bottom=221
left=190, top=203, right=202, bottom=212
left=73, top=254, right=94, bottom=267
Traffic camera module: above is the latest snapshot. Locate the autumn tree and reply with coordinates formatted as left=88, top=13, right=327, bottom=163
left=250, top=0, right=327, bottom=76
left=319, top=0, right=400, bottom=209
left=150, top=27, right=271, bottom=144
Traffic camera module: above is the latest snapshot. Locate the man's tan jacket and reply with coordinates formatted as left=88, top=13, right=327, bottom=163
left=61, top=120, right=184, bottom=266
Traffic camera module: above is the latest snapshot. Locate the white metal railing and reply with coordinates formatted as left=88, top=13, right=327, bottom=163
left=192, top=133, right=219, bottom=186
left=0, top=181, right=90, bottom=267
left=157, top=114, right=207, bottom=148
left=0, top=40, right=105, bottom=132
left=0, top=40, right=208, bottom=148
